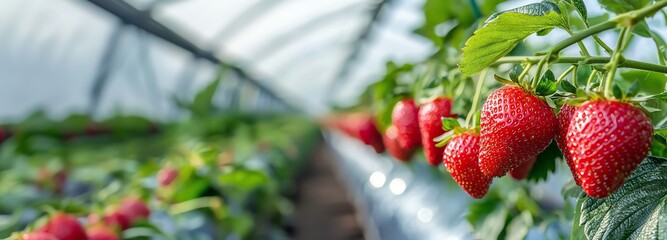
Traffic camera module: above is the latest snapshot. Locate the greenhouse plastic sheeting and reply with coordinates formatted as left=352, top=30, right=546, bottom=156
left=0, top=0, right=431, bottom=119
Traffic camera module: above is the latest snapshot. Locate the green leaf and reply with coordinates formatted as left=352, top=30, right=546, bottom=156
left=574, top=156, right=667, bottom=240
left=597, top=0, right=651, bottom=14
left=526, top=141, right=561, bottom=182
left=620, top=70, right=667, bottom=95
left=435, top=130, right=456, bottom=147
left=509, top=65, right=524, bottom=82
left=628, top=81, right=641, bottom=97
left=459, top=2, right=567, bottom=75
left=612, top=84, right=624, bottom=99
left=560, top=80, right=578, bottom=94
left=173, top=178, right=210, bottom=203
left=505, top=211, right=533, bottom=240
left=536, top=70, right=558, bottom=96
left=588, top=13, right=610, bottom=25
left=633, top=20, right=652, bottom=38
left=652, top=135, right=667, bottom=157
left=641, top=102, right=664, bottom=112
left=571, top=195, right=587, bottom=240
left=219, top=169, right=269, bottom=190
left=441, top=117, right=460, bottom=131
left=562, top=179, right=584, bottom=198
left=494, top=74, right=515, bottom=85
left=576, top=65, right=592, bottom=87
left=567, top=0, right=588, bottom=22
left=476, top=206, right=510, bottom=240
left=190, top=72, right=223, bottom=116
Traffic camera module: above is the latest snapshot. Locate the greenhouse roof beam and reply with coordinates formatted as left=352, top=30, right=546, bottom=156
left=328, top=0, right=389, bottom=101
left=85, top=0, right=297, bottom=112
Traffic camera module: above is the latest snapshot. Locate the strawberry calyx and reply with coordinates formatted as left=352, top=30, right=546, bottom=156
left=434, top=117, right=479, bottom=147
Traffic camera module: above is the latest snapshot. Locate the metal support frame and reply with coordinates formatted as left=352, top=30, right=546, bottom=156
left=89, top=24, right=125, bottom=115
left=85, top=0, right=297, bottom=112
left=327, top=0, right=389, bottom=102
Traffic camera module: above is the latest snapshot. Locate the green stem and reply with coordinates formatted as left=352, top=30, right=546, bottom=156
left=572, top=65, right=579, bottom=87
left=170, top=197, right=222, bottom=215
left=550, top=1, right=667, bottom=55
left=593, top=35, right=614, bottom=55
left=567, top=29, right=591, bottom=57
left=465, top=69, right=488, bottom=128
left=623, top=1, right=667, bottom=26
left=557, top=65, right=576, bottom=83
left=586, top=69, right=599, bottom=90
left=493, top=56, right=667, bottom=74
left=604, top=27, right=632, bottom=98
left=551, top=21, right=617, bottom=54
left=531, top=58, right=548, bottom=89
left=518, top=63, right=533, bottom=82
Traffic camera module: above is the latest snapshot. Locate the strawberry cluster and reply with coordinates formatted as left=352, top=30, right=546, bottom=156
left=16, top=197, right=151, bottom=240
left=445, top=85, right=653, bottom=199
left=337, top=81, right=654, bottom=200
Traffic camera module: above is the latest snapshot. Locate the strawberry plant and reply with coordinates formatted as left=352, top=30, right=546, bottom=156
left=339, top=0, right=667, bottom=238
left=0, top=77, right=320, bottom=239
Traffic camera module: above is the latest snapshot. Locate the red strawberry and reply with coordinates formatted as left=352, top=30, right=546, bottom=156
left=383, top=125, right=414, bottom=162
left=20, top=232, right=58, bottom=240
left=87, top=225, right=119, bottom=240
left=117, top=197, right=150, bottom=223
left=358, top=117, right=385, bottom=153
left=479, top=86, right=557, bottom=177
left=556, top=104, right=581, bottom=185
left=442, top=132, right=491, bottom=198
left=566, top=100, right=653, bottom=198
left=37, top=213, right=87, bottom=240
left=158, top=166, right=179, bottom=187
left=509, top=156, right=537, bottom=180
left=418, top=97, right=456, bottom=166
left=391, top=99, right=422, bottom=149
left=103, top=211, right=131, bottom=230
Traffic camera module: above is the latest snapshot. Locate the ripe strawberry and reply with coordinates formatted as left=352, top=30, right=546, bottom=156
left=358, top=117, right=385, bottom=153
left=556, top=104, right=581, bottom=185
left=158, top=166, right=179, bottom=187
left=103, top=211, right=131, bottom=230
left=509, top=156, right=537, bottom=180
left=442, top=132, right=491, bottom=198
left=383, top=125, right=414, bottom=162
left=0, top=128, right=8, bottom=144
left=87, top=225, right=119, bottom=240
left=566, top=100, right=653, bottom=198
left=117, top=197, right=150, bottom=223
left=479, top=86, right=557, bottom=177
left=20, top=232, right=58, bottom=240
left=37, top=213, right=87, bottom=240
left=418, top=97, right=456, bottom=166
left=391, top=99, right=422, bottom=149
left=35, top=168, right=68, bottom=194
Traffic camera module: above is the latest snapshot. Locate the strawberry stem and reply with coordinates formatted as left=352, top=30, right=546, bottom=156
left=572, top=65, right=580, bottom=87
left=465, top=69, right=488, bottom=128
left=518, top=63, right=533, bottom=82
left=604, top=27, right=632, bottom=99
left=566, top=29, right=591, bottom=57
left=556, top=65, right=576, bottom=83
left=531, top=58, right=548, bottom=89
left=586, top=69, right=599, bottom=91
left=494, top=56, right=667, bottom=74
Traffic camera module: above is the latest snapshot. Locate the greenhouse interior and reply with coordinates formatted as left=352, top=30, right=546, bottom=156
left=1, top=0, right=667, bottom=239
